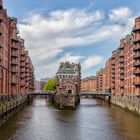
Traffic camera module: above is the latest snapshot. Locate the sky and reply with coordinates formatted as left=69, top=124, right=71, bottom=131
left=4, top=0, right=140, bottom=80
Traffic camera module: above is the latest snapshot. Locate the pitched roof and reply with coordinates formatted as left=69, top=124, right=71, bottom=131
left=57, top=62, right=80, bottom=74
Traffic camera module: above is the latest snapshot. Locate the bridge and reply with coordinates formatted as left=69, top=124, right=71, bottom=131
left=27, top=91, right=55, bottom=103
left=79, top=91, right=111, bottom=97
left=79, top=91, right=111, bottom=102
left=28, top=91, right=110, bottom=97
left=27, top=91, right=111, bottom=103
left=29, top=92, right=54, bottom=96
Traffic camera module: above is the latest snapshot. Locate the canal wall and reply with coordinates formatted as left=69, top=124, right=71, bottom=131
left=0, top=95, right=28, bottom=126
left=48, top=94, right=79, bottom=110
left=110, top=95, right=140, bottom=115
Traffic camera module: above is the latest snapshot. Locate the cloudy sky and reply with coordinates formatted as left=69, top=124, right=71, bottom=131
left=4, top=0, right=140, bottom=80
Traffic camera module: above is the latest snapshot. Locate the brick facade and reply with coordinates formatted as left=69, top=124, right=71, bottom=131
left=56, top=62, right=81, bottom=96
left=81, top=16, right=140, bottom=96
left=0, top=1, right=34, bottom=96
left=81, top=76, right=96, bottom=92
left=133, top=17, right=140, bottom=95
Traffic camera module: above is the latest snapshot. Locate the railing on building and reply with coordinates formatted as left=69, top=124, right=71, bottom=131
left=133, top=69, right=140, bottom=75
left=133, top=81, right=140, bottom=86
left=133, top=53, right=140, bottom=59
left=133, top=45, right=140, bottom=51
left=133, top=61, right=140, bottom=67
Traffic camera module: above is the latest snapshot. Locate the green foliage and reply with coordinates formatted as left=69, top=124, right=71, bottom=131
left=44, top=78, right=56, bottom=92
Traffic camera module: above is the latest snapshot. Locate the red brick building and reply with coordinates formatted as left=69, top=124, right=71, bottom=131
left=133, top=17, right=140, bottom=95
left=55, top=62, right=81, bottom=109
left=107, top=35, right=134, bottom=95
left=81, top=17, right=140, bottom=96
left=104, top=58, right=112, bottom=93
left=0, top=4, right=9, bottom=95
left=95, top=69, right=106, bottom=93
left=56, top=62, right=81, bottom=95
left=81, top=76, right=96, bottom=92
left=0, top=0, right=34, bottom=97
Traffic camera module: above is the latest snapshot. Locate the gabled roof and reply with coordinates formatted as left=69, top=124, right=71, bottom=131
left=57, top=62, right=80, bottom=74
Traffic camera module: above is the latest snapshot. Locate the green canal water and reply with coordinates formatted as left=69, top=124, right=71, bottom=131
left=0, top=98, right=140, bottom=140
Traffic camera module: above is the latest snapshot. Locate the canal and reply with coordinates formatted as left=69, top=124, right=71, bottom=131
left=0, top=98, right=140, bottom=140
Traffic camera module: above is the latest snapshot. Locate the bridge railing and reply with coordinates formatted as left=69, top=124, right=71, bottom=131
left=79, top=92, right=111, bottom=96
left=29, top=91, right=55, bottom=96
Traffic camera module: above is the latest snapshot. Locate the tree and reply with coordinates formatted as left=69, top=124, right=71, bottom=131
left=44, top=77, right=56, bottom=92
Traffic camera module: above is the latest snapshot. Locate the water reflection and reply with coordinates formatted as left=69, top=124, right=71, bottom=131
left=0, top=98, right=140, bottom=140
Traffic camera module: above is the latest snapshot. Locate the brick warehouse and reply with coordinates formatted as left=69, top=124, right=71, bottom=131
left=81, top=76, right=96, bottom=92
left=0, top=0, right=34, bottom=97
left=55, top=62, right=81, bottom=109
left=81, top=16, right=140, bottom=96
left=56, top=62, right=81, bottom=95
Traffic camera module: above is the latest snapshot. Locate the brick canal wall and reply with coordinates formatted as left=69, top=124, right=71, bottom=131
left=0, top=95, right=28, bottom=126
left=110, top=95, right=140, bottom=115
left=48, top=94, right=79, bottom=110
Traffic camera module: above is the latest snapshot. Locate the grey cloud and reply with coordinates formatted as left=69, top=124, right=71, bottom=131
left=17, top=7, right=135, bottom=79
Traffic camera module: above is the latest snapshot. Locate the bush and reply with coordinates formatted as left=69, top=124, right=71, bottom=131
left=44, top=78, right=56, bottom=92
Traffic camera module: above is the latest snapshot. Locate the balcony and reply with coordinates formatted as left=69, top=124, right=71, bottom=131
left=134, top=81, right=140, bottom=86
left=20, top=63, right=25, bottom=68
left=133, top=69, right=140, bottom=75
left=21, top=68, right=25, bottom=73
left=29, top=74, right=34, bottom=78
left=26, top=79, right=29, bottom=83
left=119, top=58, right=124, bottom=63
left=0, top=54, right=2, bottom=61
left=111, top=83, right=115, bottom=88
left=21, top=57, right=25, bottom=62
left=20, top=80, right=25, bottom=86
left=11, top=77, right=17, bottom=85
left=120, top=64, right=124, bottom=68
left=111, top=73, right=115, bottom=76
left=11, top=51, right=18, bottom=57
left=112, top=78, right=115, bottom=83
left=11, top=44, right=19, bottom=50
left=120, top=75, right=124, bottom=80
left=11, top=67, right=18, bottom=73
left=120, top=70, right=124, bottom=74
left=0, top=29, right=2, bottom=36
left=21, top=53, right=25, bottom=57
left=20, top=73, right=25, bottom=79
left=120, top=84, right=124, bottom=88
left=111, top=65, right=115, bottom=70
left=111, top=55, right=115, bottom=59
left=25, top=74, right=29, bottom=78
left=133, top=38, right=140, bottom=44
left=134, top=53, right=140, bottom=59
left=25, top=83, right=29, bottom=87
left=119, top=46, right=124, bottom=50
left=26, top=65, right=29, bottom=69
left=0, top=39, right=2, bottom=48
left=111, top=63, right=115, bottom=66
left=0, top=13, right=2, bottom=23
left=111, top=69, right=115, bottom=74
left=0, top=0, right=3, bottom=10
left=11, top=59, right=18, bottom=65
left=11, top=35, right=19, bottom=42
left=132, top=26, right=140, bottom=32
left=133, top=61, right=140, bottom=67
left=133, top=45, right=140, bottom=51
left=119, top=52, right=124, bottom=57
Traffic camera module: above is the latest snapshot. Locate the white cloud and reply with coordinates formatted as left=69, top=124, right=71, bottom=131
left=82, top=55, right=103, bottom=70
left=17, top=7, right=136, bottom=79
left=59, top=53, right=84, bottom=63
left=35, top=52, right=84, bottom=79
left=35, top=52, right=102, bottom=79
left=109, top=7, right=133, bottom=24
